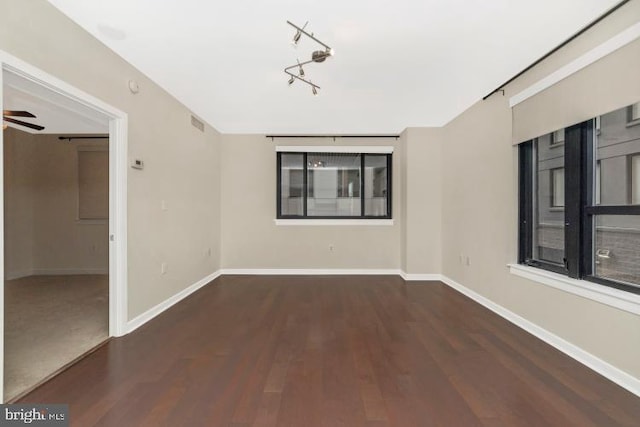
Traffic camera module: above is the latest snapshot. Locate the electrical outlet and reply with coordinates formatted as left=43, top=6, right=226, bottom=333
left=329, top=244, right=335, bottom=252
left=161, top=262, right=168, bottom=275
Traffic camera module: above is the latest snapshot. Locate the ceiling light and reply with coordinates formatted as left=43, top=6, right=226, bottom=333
left=285, top=21, right=333, bottom=95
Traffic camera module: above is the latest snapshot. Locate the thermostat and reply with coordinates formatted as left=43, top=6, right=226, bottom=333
left=131, top=159, right=144, bottom=170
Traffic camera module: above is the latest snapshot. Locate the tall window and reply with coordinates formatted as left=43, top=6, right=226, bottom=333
left=277, top=151, right=392, bottom=219
left=519, top=103, right=640, bottom=294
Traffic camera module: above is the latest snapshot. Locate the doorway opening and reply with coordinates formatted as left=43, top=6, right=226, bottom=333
left=0, top=52, right=128, bottom=402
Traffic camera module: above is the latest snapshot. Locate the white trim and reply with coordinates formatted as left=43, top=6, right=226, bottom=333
left=127, top=271, right=222, bottom=333
left=510, top=22, right=640, bottom=107
left=0, top=49, right=129, bottom=402
left=440, top=275, right=640, bottom=397
left=6, top=268, right=108, bottom=279
left=275, top=145, right=394, bottom=153
left=221, top=268, right=402, bottom=276
left=509, top=264, right=640, bottom=316
left=400, top=272, right=443, bottom=281
left=4, top=270, right=33, bottom=281
left=0, top=67, right=5, bottom=402
left=274, top=219, right=394, bottom=226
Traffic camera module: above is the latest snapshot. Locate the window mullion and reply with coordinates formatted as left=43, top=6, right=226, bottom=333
left=360, top=155, right=365, bottom=218
left=519, top=141, right=534, bottom=263
left=303, top=152, right=308, bottom=217
left=564, top=122, right=585, bottom=278
left=580, top=120, right=595, bottom=278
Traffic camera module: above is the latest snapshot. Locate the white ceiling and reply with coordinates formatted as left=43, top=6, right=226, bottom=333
left=3, top=70, right=109, bottom=134
left=48, top=0, right=619, bottom=134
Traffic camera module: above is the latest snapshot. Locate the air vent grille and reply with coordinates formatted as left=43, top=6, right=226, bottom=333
left=191, top=115, right=204, bottom=132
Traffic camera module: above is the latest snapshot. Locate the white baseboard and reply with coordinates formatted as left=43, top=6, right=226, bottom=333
left=32, top=268, right=109, bottom=276
left=440, top=275, right=640, bottom=398
left=126, top=270, right=221, bottom=333
left=400, top=272, right=443, bottom=281
left=220, top=268, right=404, bottom=276
left=5, top=268, right=109, bottom=280
left=5, top=270, right=34, bottom=280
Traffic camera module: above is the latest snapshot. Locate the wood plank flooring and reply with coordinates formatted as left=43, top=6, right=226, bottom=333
left=19, top=275, right=640, bottom=426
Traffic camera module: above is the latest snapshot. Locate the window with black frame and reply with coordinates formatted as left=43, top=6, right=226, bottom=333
left=519, top=103, right=640, bottom=294
left=277, top=151, right=392, bottom=219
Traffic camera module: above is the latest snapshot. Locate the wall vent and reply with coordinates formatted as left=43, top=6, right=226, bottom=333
left=191, top=115, right=205, bottom=132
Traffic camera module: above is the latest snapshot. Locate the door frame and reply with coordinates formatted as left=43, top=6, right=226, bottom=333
left=0, top=50, right=128, bottom=401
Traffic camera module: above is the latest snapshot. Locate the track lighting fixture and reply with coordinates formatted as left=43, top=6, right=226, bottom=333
left=285, top=20, right=333, bottom=95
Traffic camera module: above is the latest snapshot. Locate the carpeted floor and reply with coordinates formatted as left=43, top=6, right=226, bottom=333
left=4, top=275, right=109, bottom=401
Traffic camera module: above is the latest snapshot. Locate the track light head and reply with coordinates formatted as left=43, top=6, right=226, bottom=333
left=312, top=85, right=318, bottom=96
left=292, top=30, right=302, bottom=46
left=288, top=75, right=295, bottom=85
left=299, top=66, right=305, bottom=78
left=291, top=21, right=308, bottom=46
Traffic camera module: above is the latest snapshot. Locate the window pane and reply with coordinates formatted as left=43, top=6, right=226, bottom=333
left=307, top=153, right=361, bottom=217
left=551, top=129, right=565, bottom=145
left=280, top=153, right=304, bottom=216
left=551, top=168, right=564, bottom=207
left=632, top=155, right=640, bottom=205
left=595, top=105, right=640, bottom=205
left=631, top=102, right=640, bottom=122
left=594, top=215, right=640, bottom=288
left=364, top=155, right=388, bottom=216
left=533, top=133, right=565, bottom=265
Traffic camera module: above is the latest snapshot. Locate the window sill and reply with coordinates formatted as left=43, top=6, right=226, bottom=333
left=275, top=219, right=394, bottom=226
left=508, top=264, right=640, bottom=316
left=626, top=118, right=640, bottom=128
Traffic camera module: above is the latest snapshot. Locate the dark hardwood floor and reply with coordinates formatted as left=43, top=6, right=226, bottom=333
left=19, top=275, right=640, bottom=426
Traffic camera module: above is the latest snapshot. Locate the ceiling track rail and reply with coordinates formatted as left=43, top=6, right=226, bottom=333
left=58, top=136, right=109, bottom=142
left=266, top=135, right=400, bottom=142
left=483, top=0, right=630, bottom=100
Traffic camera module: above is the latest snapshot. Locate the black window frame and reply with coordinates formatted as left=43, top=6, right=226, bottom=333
left=519, top=119, right=640, bottom=295
left=276, top=151, right=392, bottom=220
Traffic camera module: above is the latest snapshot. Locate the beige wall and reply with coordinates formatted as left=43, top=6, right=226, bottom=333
left=3, top=128, right=36, bottom=277
left=220, top=135, right=403, bottom=270
left=403, top=127, right=443, bottom=274
left=4, top=128, right=110, bottom=277
left=0, top=1, right=222, bottom=319
left=441, top=1, right=640, bottom=379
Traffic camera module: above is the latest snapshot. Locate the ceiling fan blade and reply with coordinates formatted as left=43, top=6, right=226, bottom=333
left=2, top=110, right=36, bottom=118
left=3, top=117, right=45, bottom=131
